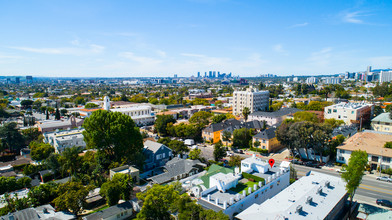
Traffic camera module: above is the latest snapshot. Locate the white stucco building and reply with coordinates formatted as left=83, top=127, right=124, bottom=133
left=43, top=128, right=86, bottom=153
left=232, top=86, right=269, bottom=116
left=197, top=156, right=290, bottom=219
left=236, top=171, right=348, bottom=220
left=324, top=102, right=373, bottom=125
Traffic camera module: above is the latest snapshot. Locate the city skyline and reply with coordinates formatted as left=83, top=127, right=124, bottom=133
left=1, top=0, right=392, bottom=77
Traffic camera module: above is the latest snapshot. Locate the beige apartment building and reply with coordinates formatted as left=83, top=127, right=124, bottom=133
left=324, top=102, right=373, bottom=126
left=232, top=86, right=269, bottom=116
left=371, top=112, right=392, bottom=133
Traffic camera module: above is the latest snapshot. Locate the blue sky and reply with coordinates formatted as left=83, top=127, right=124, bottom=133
left=1, top=0, right=392, bottom=77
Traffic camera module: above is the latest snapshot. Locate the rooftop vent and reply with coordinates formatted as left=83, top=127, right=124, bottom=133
left=306, top=196, right=313, bottom=204
left=295, top=205, right=303, bottom=214
left=317, top=187, right=323, bottom=195
left=325, top=181, right=330, bottom=188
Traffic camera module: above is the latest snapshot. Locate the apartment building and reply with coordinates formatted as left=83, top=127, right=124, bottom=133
left=336, top=130, right=392, bottom=170
left=43, top=128, right=86, bottom=153
left=371, top=112, right=392, bottom=133
left=252, top=127, right=282, bottom=153
left=195, top=156, right=290, bottom=219
left=324, top=102, right=373, bottom=125
left=236, top=171, right=348, bottom=220
left=232, top=86, right=269, bottom=116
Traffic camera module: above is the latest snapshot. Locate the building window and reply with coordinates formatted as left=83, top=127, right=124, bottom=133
left=339, top=149, right=345, bottom=154
left=371, top=156, right=379, bottom=162
left=383, top=157, right=391, bottom=163
left=339, top=157, right=344, bottom=161
left=333, top=109, right=337, bottom=113
left=328, top=109, right=331, bottom=114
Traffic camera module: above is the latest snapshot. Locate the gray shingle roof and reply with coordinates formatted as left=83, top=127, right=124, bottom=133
left=149, top=158, right=202, bottom=184
left=253, top=127, right=276, bottom=140
left=143, top=140, right=167, bottom=153
left=249, top=108, right=303, bottom=118
left=83, top=201, right=134, bottom=220
left=372, top=112, right=392, bottom=123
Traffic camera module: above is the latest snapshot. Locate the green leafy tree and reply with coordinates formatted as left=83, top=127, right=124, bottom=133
left=168, top=140, right=189, bottom=156
left=0, top=122, right=25, bottom=152
left=189, top=111, right=212, bottom=126
left=189, top=148, right=201, bottom=160
left=28, top=182, right=59, bottom=207
left=155, top=115, right=176, bottom=136
left=228, top=155, right=243, bottom=167
left=84, top=103, right=98, bottom=109
left=100, top=173, right=133, bottom=206
left=52, top=181, right=92, bottom=216
left=222, top=130, right=231, bottom=147
left=212, top=114, right=227, bottom=124
left=242, top=107, right=250, bottom=122
left=293, top=111, right=319, bottom=123
left=157, top=137, right=172, bottom=147
left=136, top=184, right=181, bottom=220
left=21, top=127, right=42, bottom=145
left=55, top=107, right=60, bottom=120
left=341, top=150, right=368, bottom=217
left=59, top=146, right=82, bottom=177
left=384, top=141, right=392, bottom=149
left=253, top=140, right=260, bottom=148
left=30, top=142, right=54, bottom=161
left=213, top=141, right=226, bottom=161
left=83, top=110, right=144, bottom=166
left=232, top=128, right=252, bottom=149
left=20, top=100, right=34, bottom=110
left=324, top=118, right=345, bottom=128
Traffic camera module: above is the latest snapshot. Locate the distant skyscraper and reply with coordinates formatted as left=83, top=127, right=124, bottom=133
left=209, top=71, right=212, bottom=78
left=26, top=76, right=33, bottom=84
left=15, top=77, right=20, bottom=84
left=205, top=72, right=207, bottom=77
left=174, top=74, right=178, bottom=78
left=197, top=72, right=200, bottom=78
left=213, top=71, right=216, bottom=78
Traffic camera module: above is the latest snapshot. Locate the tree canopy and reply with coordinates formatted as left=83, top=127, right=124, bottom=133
left=189, top=111, right=212, bottom=126
left=155, top=115, right=176, bottom=136
left=341, top=150, right=368, bottom=212
left=83, top=110, right=144, bottom=166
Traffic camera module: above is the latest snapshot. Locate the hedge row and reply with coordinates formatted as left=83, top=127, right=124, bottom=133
left=249, top=147, right=268, bottom=154
left=242, top=172, right=265, bottom=183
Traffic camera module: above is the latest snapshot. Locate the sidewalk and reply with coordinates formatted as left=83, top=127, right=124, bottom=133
left=320, top=163, right=390, bottom=179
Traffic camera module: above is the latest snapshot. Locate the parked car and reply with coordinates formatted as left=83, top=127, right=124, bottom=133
left=376, top=199, right=392, bottom=208
left=226, top=151, right=233, bottom=157
left=336, top=168, right=347, bottom=173
left=292, top=159, right=303, bottom=165
left=304, top=161, right=321, bottom=168
left=376, top=176, right=392, bottom=182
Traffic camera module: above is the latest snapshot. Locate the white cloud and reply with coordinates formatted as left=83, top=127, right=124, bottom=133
left=9, top=44, right=105, bottom=55
left=273, top=44, right=289, bottom=56
left=307, top=47, right=333, bottom=67
left=290, top=22, right=309, bottom=28
left=156, top=50, right=167, bottom=57
left=119, top=52, right=163, bottom=65
left=343, top=11, right=363, bottom=24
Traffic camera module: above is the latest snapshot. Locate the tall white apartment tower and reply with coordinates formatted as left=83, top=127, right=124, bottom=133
left=232, top=86, right=269, bottom=116
left=103, top=96, right=110, bottom=111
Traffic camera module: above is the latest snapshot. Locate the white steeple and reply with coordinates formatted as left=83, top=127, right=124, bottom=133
left=103, top=96, right=110, bottom=111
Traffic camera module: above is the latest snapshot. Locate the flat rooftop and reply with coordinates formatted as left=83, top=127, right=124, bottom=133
left=236, top=171, right=347, bottom=220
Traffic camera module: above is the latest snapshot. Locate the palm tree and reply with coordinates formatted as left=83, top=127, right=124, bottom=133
left=242, top=107, right=250, bottom=122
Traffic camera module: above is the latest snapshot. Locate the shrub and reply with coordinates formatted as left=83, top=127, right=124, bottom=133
left=242, top=172, right=264, bottom=183
left=249, top=147, right=268, bottom=154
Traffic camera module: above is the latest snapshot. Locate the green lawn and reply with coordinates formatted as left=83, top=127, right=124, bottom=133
left=230, top=181, right=257, bottom=194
